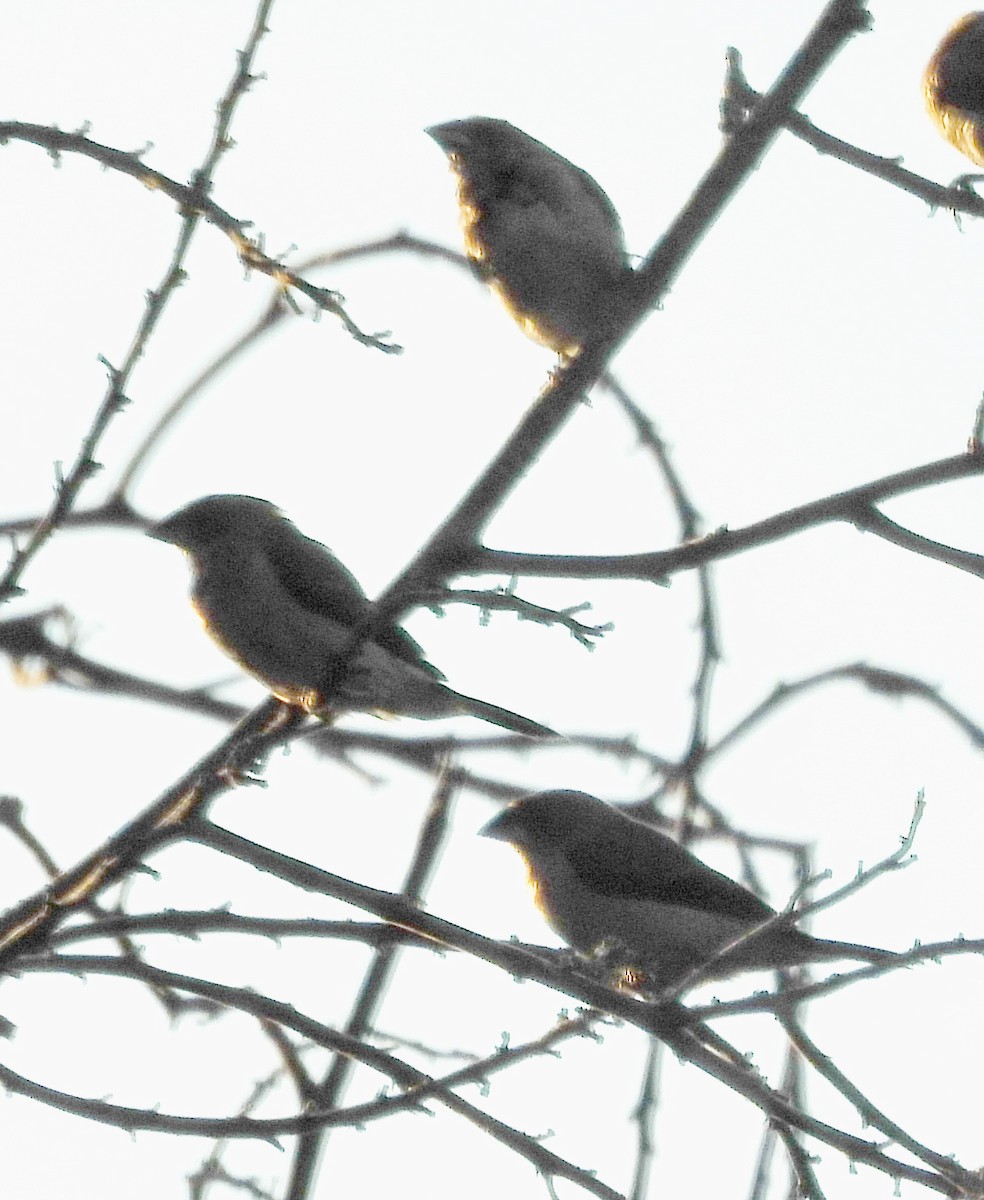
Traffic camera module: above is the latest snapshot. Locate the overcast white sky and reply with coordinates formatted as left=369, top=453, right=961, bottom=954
left=2, top=3, right=984, bottom=1198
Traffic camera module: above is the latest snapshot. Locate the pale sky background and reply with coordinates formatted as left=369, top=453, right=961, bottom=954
left=2, top=2, right=984, bottom=1198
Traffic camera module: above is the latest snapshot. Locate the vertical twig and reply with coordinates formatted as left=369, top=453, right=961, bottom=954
left=0, top=0, right=274, bottom=605
left=285, top=763, right=458, bottom=1200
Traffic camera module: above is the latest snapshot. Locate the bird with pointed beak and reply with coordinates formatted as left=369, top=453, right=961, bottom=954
left=149, top=494, right=555, bottom=737
left=482, top=790, right=898, bottom=989
left=427, top=117, right=633, bottom=356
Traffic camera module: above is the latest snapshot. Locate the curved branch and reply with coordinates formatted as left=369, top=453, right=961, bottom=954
left=4, top=965, right=620, bottom=1200
left=707, top=662, right=984, bottom=762
left=286, top=767, right=458, bottom=1198
left=183, top=817, right=972, bottom=1197
left=0, top=696, right=303, bottom=968
left=112, top=234, right=461, bottom=497
left=0, top=5, right=278, bottom=607
left=724, top=46, right=984, bottom=218
left=474, top=450, right=984, bottom=581
left=0, top=122, right=399, bottom=355
left=853, top=505, right=984, bottom=578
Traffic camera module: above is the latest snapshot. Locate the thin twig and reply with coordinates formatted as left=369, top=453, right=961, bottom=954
left=285, top=764, right=458, bottom=1199
left=424, top=585, right=613, bottom=647
left=0, top=123, right=399, bottom=355
left=51, top=912, right=434, bottom=950
left=724, top=44, right=984, bottom=219
left=474, top=450, right=984, bottom=581
left=853, top=505, right=984, bottom=579
left=629, top=1039, right=662, bottom=1200
left=5, top=966, right=621, bottom=1200
left=180, top=818, right=976, bottom=1195
left=0, top=2, right=277, bottom=606
left=659, top=798, right=922, bottom=1000
left=112, top=234, right=459, bottom=497
left=0, top=797, right=215, bottom=1018
left=780, top=1013, right=960, bottom=1181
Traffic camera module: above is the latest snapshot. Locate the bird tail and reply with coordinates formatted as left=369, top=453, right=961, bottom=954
left=804, top=937, right=899, bottom=965
left=452, top=692, right=558, bottom=738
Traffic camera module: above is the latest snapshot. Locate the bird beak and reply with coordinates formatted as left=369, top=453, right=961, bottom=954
left=425, top=122, right=467, bottom=153
left=147, top=513, right=192, bottom=548
left=146, top=518, right=177, bottom=544
left=479, top=806, right=518, bottom=842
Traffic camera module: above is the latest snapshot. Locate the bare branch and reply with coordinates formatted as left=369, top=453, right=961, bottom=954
left=0, top=122, right=399, bottom=356
left=285, top=765, right=459, bottom=1198
left=629, top=1040, right=662, bottom=1200
left=424, top=585, right=613, bottom=647
left=4, top=966, right=621, bottom=1200
left=51, top=912, right=434, bottom=950
left=725, top=44, right=984, bottom=219
left=0, top=3, right=277, bottom=606
left=181, top=818, right=975, bottom=1196
left=475, top=450, right=984, bottom=581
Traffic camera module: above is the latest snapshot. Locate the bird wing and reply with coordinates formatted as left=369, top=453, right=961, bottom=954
left=571, top=822, right=775, bottom=924
left=499, top=152, right=626, bottom=258
left=264, top=526, right=445, bottom=679
left=566, top=162, right=626, bottom=246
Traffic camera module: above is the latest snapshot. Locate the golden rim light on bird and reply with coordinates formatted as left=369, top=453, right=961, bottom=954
left=481, top=790, right=898, bottom=988
left=925, top=12, right=984, bottom=167
left=426, top=117, right=631, bottom=357
left=148, top=494, right=557, bottom=737
left=433, top=125, right=583, bottom=354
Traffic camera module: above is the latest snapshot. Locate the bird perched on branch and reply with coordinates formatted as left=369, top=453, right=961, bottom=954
left=149, top=495, right=555, bottom=737
left=925, top=12, right=984, bottom=167
left=482, top=790, right=898, bottom=989
left=426, top=117, right=632, bottom=356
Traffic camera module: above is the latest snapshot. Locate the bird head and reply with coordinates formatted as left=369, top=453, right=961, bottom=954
left=148, top=494, right=283, bottom=553
left=426, top=117, right=532, bottom=174
left=480, top=790, right=607, bottom=853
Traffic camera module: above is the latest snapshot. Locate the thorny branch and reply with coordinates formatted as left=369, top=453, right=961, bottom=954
left=170, top=817, right=979, bottom=1195
left=3, top=3, right=984, bottom=1199
left=472, top=449, right=984, bottom=582
left=2, top=965, right=619, bottom=1200
left=0, top=122, right=399, bottom=357
left=0, top=1, right=279, bottom=608
left=658, top=796, right=922, bottom=1001
left=723, top=44, right=984, bottom=220
left=284, top=766, right=458, bottom=1200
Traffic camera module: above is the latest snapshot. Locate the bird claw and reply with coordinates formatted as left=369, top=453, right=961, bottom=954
left=216, top=764, right=268, bottom=789
left=587, top=939, right=652, bottom=990
left=950, top=172, right=984, bottom=195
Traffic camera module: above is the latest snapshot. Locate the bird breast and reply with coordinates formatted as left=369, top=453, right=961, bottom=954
left=191, top=547, right=460, bottom=718
left=455, top=173, right=626, bottom=353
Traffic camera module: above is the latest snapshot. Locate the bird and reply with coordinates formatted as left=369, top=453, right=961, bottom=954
left=925, top=13, right=984, bottom=167
left=148, top=495, right=555, bottom=737
left=481, top=790, right=898, bottom=989
left=426, top=117, right=633, bottom=356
